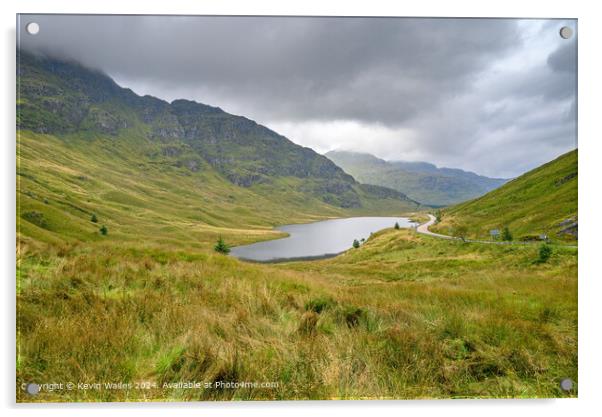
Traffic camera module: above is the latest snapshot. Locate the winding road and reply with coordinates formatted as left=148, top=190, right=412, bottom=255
left=416, top=214, right=455, bottom=240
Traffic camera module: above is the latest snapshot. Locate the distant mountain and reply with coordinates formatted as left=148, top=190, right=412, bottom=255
left=325, top=150, right=508, bottom=206
left=17, top=51, right=419, bottom=221
left=431, top=149, right=577, bottom=241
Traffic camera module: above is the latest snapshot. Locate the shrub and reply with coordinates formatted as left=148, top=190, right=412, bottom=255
left=452, top=224, right=468, bottom=242
left=99, top=225, right=108, bottom=235
left=502, top=226, right=513, bottom=241
left=535, top=243, right=552, bottom=264
left=91, top=213, right=98, bottom=223
left=214, top=237, right=230, bottom=254
left=394, top=222, right=400, bottom=230
left=352, top=239, right=360, bottom=249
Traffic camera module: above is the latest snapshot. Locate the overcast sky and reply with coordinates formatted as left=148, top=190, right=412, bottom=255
left=19, top=15, right=577, bottom=178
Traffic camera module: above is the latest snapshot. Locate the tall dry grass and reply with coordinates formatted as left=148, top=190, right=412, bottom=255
left=17, top=229, right=577, bottom=401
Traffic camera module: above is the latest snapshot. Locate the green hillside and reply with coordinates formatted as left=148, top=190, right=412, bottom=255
left=431, top=150, right=577, bottom=242
left=17, top=51, right=419, bottom=250
left=326, top=150, right=507, bottom=206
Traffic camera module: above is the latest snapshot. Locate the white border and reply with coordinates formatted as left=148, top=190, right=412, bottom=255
left=2, top=1, right=600, bottom=416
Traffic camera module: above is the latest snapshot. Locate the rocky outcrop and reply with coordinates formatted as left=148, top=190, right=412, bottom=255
left=557, top=218, right=578, bottom=239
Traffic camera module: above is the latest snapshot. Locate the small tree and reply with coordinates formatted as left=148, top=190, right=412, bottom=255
left=91, top=213, right=98, bottom=223
left=394, top=222, right=400, bottom=230
left=352, top=239, right=360, bottom=249
left=502, top=226, right=513, bottom=241
left=214, top=236, right=231, bottom=254
left=435, top=210, right=442, bottom=224
left=99, top=225, right=108, bottom=235
left=536, top=243, right=552, bottom=264
left=452, top=224, right=468, bottom=242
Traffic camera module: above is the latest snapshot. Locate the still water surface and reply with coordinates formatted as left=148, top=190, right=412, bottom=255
left=231, top=216, right=415, bottom=262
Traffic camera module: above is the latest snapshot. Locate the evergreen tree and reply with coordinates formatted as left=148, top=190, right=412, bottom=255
left=99, top=225, right=108, bottom=235
left=352, top=239, right=360, bottom=249
left=214, top=236, right=231, bottom=254
left=502, top=226, right=513, bottom=241
left=536, top=243, right=552, bottom=264
left=91, top=213, right=98, bottom=223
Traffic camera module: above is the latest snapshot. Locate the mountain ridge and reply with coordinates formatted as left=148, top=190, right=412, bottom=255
left=325, top=150, right=508, bottom=206
left=17, top=50, right=419, bottom=214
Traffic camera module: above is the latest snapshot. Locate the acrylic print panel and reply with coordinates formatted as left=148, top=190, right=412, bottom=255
left=16, top=14, right=578, bottom=402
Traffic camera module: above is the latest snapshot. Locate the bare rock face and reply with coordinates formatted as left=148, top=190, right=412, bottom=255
left=557, top=218, right=578, bottom=239
left=81, top=107, right=128, bottom=135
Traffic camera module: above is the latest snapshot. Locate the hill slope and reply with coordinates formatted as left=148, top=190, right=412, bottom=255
left=326, top=150, right=507, bottom=206
left=16, top=52, right=577, bottom=402
left=17, top=51, right=419, bottom=248
left=431, top=149, right=577, bottom=241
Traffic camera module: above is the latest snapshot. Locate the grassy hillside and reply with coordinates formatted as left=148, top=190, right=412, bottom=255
left=17, top=51, right=418, bottom=212
left=17, top=228, right=577, bottom=401
left=431, top=150, right=577, bottom=242
left=326, top=150, right=507, bottom=206
left=17, top=130, right=416, bottom=251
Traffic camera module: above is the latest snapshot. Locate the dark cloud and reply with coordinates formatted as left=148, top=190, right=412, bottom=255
left=548, top=38, right=577, bottom=74
left=18, top=15, right=577, bottom=177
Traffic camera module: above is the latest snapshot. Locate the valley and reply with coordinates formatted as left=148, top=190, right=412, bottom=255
left=16, top=51, right=577, bottom=401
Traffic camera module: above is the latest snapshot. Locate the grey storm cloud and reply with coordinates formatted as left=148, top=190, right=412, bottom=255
left=18, top=15, right=577, bottom=178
